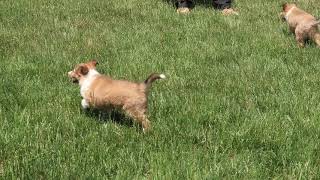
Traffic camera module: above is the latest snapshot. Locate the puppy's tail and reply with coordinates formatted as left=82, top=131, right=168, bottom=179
left=144, top=73, right=166, bottom=89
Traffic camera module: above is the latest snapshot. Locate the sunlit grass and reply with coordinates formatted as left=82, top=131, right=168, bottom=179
left=1, top=0, right=320, bottom=178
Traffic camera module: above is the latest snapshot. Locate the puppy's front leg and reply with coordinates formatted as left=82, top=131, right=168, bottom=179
left=295, top=36, right=305, bottom=48
left=81, top=99, right=90, bottom=110
left=295, top=29, right=305, bottom=48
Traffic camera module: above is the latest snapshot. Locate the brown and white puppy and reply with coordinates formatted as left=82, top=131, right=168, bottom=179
left=68, top=60, right=165, bottom=132
left=280, top=3, right=320, bottom=47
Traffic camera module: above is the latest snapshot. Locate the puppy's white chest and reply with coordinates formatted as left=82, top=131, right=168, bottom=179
left=80, top=81, right=91, bottom=97
left=80, top=70, right=99, bottom=98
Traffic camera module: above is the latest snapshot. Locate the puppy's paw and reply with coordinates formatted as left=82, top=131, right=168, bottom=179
left=81, top=99, right=90, bottom=110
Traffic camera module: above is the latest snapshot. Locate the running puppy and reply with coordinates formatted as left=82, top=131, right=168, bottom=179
left=281, top=3, right=320, bottom=47
left=68, top=60, right=165, bottom=132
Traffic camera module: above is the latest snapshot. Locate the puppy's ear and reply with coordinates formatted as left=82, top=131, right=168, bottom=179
left=79, top=65, right=89, bottom=75
left=282, top=3, right=288, bottom=11
left=92, top=59, right=98, bottom=66
left=88, top=59, right=98, bottom=67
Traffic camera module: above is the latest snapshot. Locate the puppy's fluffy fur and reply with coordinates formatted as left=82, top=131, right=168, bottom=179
left=281, top=3, right=320, bottom=47
left=68, top=60, right=165, bottom=132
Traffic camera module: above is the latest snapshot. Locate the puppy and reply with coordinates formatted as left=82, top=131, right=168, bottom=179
left=281, top=3, right=320, bottom=47
left=68, top=60, right=165, bottom=132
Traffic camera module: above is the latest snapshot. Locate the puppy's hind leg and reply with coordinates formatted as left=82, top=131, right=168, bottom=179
left=295, top=32, right=305, bottom=48
left=140, top=115, right=151, bottom=133
left=124, top=107, right=151, bottom=133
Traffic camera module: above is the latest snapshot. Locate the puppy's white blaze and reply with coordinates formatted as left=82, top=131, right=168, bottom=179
left=159, top=74, right=166, bottom=79
left=80, top=69, right=100, bottom=97
left=285, top=6, right=296, bottom=20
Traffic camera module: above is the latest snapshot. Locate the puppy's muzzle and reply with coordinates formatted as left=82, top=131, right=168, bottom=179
left=68, top=71, right=79, bottom=84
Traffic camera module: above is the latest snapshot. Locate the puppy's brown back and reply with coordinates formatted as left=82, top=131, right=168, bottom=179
left=85, top=75, right=146, bottom=108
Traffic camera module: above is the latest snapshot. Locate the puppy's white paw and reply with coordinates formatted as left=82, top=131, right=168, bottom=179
left=81, top=99, right=89, bottom=109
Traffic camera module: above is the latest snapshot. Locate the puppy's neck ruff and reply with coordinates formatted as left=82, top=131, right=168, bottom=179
left=80, top=69, right=100, bottom=97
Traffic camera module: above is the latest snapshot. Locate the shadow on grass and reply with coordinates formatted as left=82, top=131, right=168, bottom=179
left=83, top=108, right=134, bottom=128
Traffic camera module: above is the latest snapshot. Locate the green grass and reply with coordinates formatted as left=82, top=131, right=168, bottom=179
left=1, top=0, right=320, bottom=178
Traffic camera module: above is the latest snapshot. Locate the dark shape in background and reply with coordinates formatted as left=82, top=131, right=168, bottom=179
left=165, top=0, right=232, bottom=10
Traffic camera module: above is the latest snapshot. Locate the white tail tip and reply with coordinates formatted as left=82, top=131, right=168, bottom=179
left=159, top=74, right=166, bottom=79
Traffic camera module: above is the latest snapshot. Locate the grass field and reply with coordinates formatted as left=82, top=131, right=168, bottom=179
left=1, top=0, right=320, bottom=178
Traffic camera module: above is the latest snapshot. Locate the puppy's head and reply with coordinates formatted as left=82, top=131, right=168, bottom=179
left=282, top=3, right=296, bottom=12
left=68, top=60, right=98, bottom=84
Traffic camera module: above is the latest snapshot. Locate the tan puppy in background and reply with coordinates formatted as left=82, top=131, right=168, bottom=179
left=280, top=3, right=320, bottom=47
left=68, top=60, right=165, bottom=132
